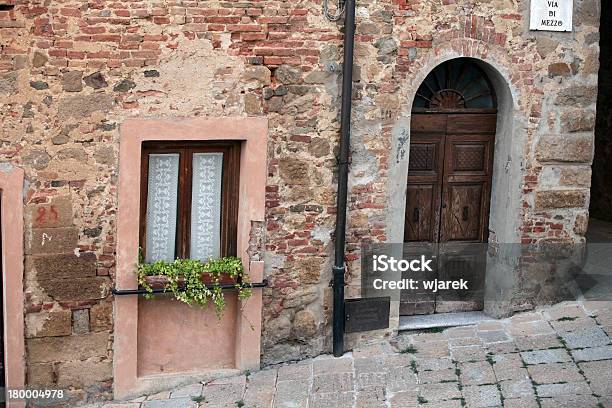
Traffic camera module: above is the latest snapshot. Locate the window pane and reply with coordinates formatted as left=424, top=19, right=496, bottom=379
left=145, top=154, right=180, bottom=263
left=190, top=152, right=223, bottom=261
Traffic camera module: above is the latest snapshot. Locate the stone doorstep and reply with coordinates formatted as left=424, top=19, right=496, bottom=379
left=398, top=311, right=495, bottom=331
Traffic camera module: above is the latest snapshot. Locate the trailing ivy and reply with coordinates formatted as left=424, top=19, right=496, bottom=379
left=137, top=256, right=252, bottom=319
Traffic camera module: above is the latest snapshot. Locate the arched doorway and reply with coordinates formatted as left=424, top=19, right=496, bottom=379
left=401, top=58, right=497, bottom=315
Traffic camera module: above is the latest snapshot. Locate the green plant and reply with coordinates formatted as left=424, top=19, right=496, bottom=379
left=137, top=256, right=252, bottom=318
left=400, top=345, right=418, bottom=354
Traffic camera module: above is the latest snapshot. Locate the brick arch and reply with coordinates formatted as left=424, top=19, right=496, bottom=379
left=388, top=37, right=528, bottom=243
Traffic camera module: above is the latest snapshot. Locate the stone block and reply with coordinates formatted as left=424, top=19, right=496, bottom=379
left=520, top=349, right=571, bottom=365
left=548, top=63, right=571, bottom=77
left=450, top=345, right=486, bottom=362
left=536, top=381, right=591, bottom=397
left=275, top=64, right=302, bottom=84
left=579, top=360, right=612, bottom=395
left=459, top=361, right=496, bottom=385
left=56, top=358, right=112, bottom=388
left=385, top=365, right=418, bottom=392
left=244, top=93, right=262, bottom=114
left=534, top=190, right=588, bottom=209
left=58, top=94, right=115, bottom=119
left=500, top=379, right=534, bottom=399
left=310, top=391, right=355, bottom=408
left=560, top=110, right=596, bottom=132
left=26, top=227, right=79, bottom=255
left=571, top=345, right=612, bottom=362
left=296, top=257, right=324, bottom=284
left=279, top=158, right=309, bottom=185
left=503, top=397, right=539, bottom=408
left=313, top=357, right=352, bottom=374
left=39, top=276, right=110, bottom=301
left=527, top=362, right=583, bottom=384
left=90, top=301, right=113, bottom=331
left=26, top=196, right=74, bottom=228
left=27, top=363, right=56, bottom=387
left=284, top=287, right=319, bottom=308
left=419, top=382, right=461, bottom=403
left=142, top=399, right=197, bottom=408
left=62, top=71, right=83, bottom=92
left=26, top=309, right=72, bottom=338
left=32, top=51, right=48, bottom=68
left=554, top=85, right=598, bottom=106
left=84, top=72, right=108, bottom=89
left=539, top=394, right=600, bottom=408
left=356, top=371, right=387, bottom=390
left=559, top=166, right=592, bottom=187
left=419, top=368, right=457, bottom=384
left=113, top=79, right=136, bottom=92
left=22, top=149, right=51, bottom=170
left=309, top=138, right=330, bottom=158
left=293, top=310, right=316, bottom=339
left=514, top=334, right=562, bottom=351
left=274, top=379, right=309, bottom=407
left=462, top=385, right=501, bottom=408
left=27, top=331, right=109, bottom=363
left=536, top=134, right=593, bottom=163
left=0, top=72, right=18, bottom=95
left=242, top=65, right=271, bottom=85
left=415, top=357, right=454, bottom=371
left=72, top=309, right=90, bottom=334
left=169, top=383, right=202, bottom=398
left=559, top=326, right=610, bottom=349
left=30, top=252, right=97, bottom=280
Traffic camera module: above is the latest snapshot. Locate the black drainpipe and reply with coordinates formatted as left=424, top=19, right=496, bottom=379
left=332, top=0, right=356, bottom=358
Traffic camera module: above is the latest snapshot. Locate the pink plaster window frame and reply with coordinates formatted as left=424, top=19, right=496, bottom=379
left=0, top=165, right=26, bottom=408
left=114, top=118, right=267, bottom=399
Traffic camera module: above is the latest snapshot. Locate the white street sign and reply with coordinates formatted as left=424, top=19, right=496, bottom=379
left=530, top=0, right=573, bottom=32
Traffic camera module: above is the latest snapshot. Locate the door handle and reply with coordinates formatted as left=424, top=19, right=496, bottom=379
left=413, top=207, right=419, bottom=223
left=462, top=206, right=469, bottom=221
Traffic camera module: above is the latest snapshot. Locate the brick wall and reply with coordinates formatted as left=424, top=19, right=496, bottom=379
left=0, top=0, right=600, bottom=404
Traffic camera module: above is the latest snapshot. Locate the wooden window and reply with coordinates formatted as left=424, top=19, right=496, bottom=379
left=139, top=141, right=240, bottom=262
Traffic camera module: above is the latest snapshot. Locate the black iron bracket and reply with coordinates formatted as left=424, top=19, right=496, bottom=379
left=112, top=279, right=268, bottom=296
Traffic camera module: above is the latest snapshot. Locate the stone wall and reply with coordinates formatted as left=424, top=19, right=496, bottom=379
left=0, top=0, right=601, bottom=404
left=591, top=0, right=611, bottom=222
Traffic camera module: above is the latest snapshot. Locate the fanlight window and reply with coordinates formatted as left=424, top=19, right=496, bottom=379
left=413, top=59, right=496, bottom=111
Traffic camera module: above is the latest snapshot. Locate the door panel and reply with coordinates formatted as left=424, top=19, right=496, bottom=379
left=404, top=185, right=435, bottom=242
left=441, top=133, right=494, bottom=242
left=405, top=115, right=445, bottom=243
left=441, top=183, right=485, bottom=242
left=446, top=113, right=497, bottom=134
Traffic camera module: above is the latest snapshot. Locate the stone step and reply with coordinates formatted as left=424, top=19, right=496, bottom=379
left=398, top=311, right=495, bottom=331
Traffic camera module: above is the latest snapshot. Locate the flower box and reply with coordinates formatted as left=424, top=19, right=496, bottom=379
left=142, top=273, right=238, bottom=290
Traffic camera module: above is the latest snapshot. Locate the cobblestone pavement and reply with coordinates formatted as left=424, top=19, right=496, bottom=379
left=89, top=300, right=612, bottom=408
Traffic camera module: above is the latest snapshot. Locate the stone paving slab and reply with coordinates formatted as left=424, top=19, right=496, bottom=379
left=85, top=300, right=612, bottom=408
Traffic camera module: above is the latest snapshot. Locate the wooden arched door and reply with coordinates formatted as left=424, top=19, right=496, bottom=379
left=401, top=59, right=497, bottom=315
